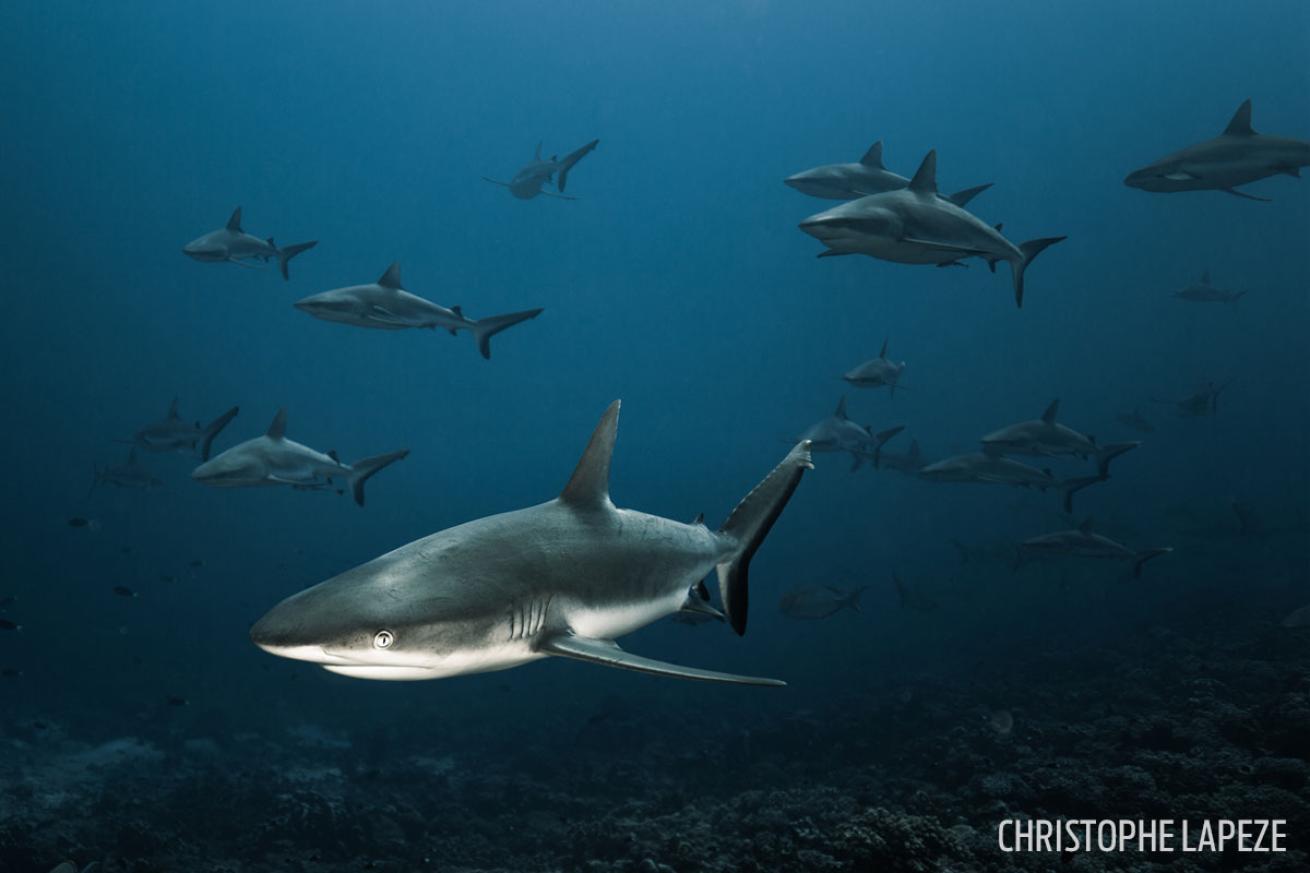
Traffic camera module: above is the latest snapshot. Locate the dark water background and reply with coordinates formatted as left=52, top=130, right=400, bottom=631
left=0, top=2, right=1307, bottom=866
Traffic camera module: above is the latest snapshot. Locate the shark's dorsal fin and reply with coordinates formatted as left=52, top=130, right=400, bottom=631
left=560, top=400, right=620, bottom=508
left=1201, top=269, right=1211, bottom=285
left=1078, top=517, right=1094, bottom=533
left=907, top=150, right=937, bottom=195
left=834, top=396, right=848, bottom=419
left=690, top=512, right=704, bottom=525
left=1042, top=399, right=1060, bottom=424
left=1223, top=99, right=1255, bottom=136
left=879, top=338, right=889, bottom=359
left=226, top=207, right=243, bottom=232
left=859, top=140, right=885, bottom=168
left=167, top=398, right=180, bottom=420
left=378, top=262, right=403, bottom=289
left=267, top=408, right=287, bottom=440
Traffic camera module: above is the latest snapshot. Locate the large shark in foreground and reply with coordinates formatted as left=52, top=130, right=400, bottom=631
left=294, top=263, right=543, bottom=359
left=798, top=151, right=1065, bottom=307
left=191, top=410, right=408, bottom=506
left=1016, top=519, right=1173, bottom=578
left=797, top=397, right=904, bottom=471
left=182, top=207, right=318, bottom=279
left=250, top=401, right=813, bottom=685
left=785, top=139, right=992, bottom=206
left=483, top=139, right=600, bottom=200
left=128, top=399, right=239, bottom=461
left=1124, top=100, right=1310, bottom=201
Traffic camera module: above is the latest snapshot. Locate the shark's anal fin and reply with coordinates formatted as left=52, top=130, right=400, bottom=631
left=539, top=634, right=783, bottom=686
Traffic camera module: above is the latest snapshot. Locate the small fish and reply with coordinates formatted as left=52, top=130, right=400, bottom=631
left=1, top=667, right=21, bottom=678
left=189, top=559, right=204, bottom=569
left=988, top=709, right=1014, bottom=735
left=778, top=585, right=868, bottom=620
left=67, top=516, right=97, bottom=529
left=892, top=573, right=939, bottom=612
left=112, top=586, right=139, bottom=598
left=166, top=695, right=189, bottom=706
left=0, top=619, right=21, bottom=631
left=160, top=575, right=177, bottom=583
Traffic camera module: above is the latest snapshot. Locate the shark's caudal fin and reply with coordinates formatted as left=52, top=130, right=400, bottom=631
left=348, top=449, right=410, bottom=507
left=199, top=406, right=240, bottom=461
left=469, top=308, right=544, bottom=359
left=556, top=139, right=599, bottom=193
left=277, top=241, right=318, bottom=281
left=716, top=441, right=814, bottom=635
left=1094, top=441, right=1140, bottom=478
left=870, top=425, right=906, bottom=469
left=1132, top=547, right=1173, bottom=579
left=946, top=182, right=993, bottom=209
left=539, top=634, right=784, bottom=686
left=1010, top=236, right=1067, bottom=308
left=1059, top=475, right=1102, bottom=514
left=843, top=585, right=869, bottom=613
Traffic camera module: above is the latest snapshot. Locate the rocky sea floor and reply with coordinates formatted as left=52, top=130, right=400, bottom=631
left=3, top=617, right=1308, bottom=873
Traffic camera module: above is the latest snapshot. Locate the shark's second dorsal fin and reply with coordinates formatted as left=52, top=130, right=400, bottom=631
left=1223, top=99, right=1255, bottom=136
left=226, top=207, right=243, bottom=232
left=560, top=400, right=620, bottom=508
left=834, top=396, right=848, bottom=419
left=1042, top=399, right=1060, bottom=424
left=860, top=140, right=885, bottom=168
left=879, top=338, right=889, bottom=359
left=1201, top=269, right=1211, bottom=285
left=167, top=398, right=180, bottom=419
left=908, top=150, right=937, bottom=195
left=1078, top=517, right=1094, bottom=533
left=378, top=263, right=403, bottom=289
left=267, top=408, right=287, bottom=440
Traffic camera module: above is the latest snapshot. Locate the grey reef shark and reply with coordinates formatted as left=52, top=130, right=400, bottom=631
left=796, top=397, right=905, bottom=471
left=842, top=338, right=906, bottom=397
left=980, top=400, right=1141, bottom=478
left=1173, top=270, right=1246, bottom=304
left=294, top=263, right=543, bottom=359
left=1016, top=518, right=1173, bottom=579
left=799, top=150, right=1066, bottom=307
left=483, top=139, right=600, bottom=200
left=191, top=409, right=408, bottom=507
left=90, top=448, right=163, bottom=495
left=126, top=399, right=239, bottom=461
left=917, top=449, right=1104, bottom=514
left=250, top=401, right=814, bottom=686
left=785, top=139, right=992, bottom=206
left=183, top=207, right=317, bottom=279
left=1124, top=99, right=1310, bottom=201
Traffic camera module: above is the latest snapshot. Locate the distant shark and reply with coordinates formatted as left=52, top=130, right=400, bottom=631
left=797, top=397, right=904, bottom=471
left=250, top=401, right=813, bottom=685
left=842, top=338, right=906, bottom=397
left=799, top=150, right=1065, bottom=307
left=918, top=448, right=1103, bottom=514
left=183, top=207, right=318, bottom=279
left=483, top=139, right=599, bottom=200
left=1124, top=99, right=1310, bottom=201
left=91, top=447, right=163, bottom=494
left=294, top=263, right=543, bottom=359
left=1016, top=518, right=1172, bottom=579
left=981, top=400, right=1141, bottom=477
left=1161, top=382, right=1226, bottom=417
left=128, top=399, right=239, bottom=461
left=191, top=409, right=408, bottom=506
left=876, top=438, right=927, bottom=475
left=785, top=139, right=992, bottom=206
left=1173, top=270, right=1245, bottom=304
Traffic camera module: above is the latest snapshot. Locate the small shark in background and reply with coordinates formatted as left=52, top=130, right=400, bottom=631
left=918, top=448, right=1103, bottom=514
left=1163, top=382, right=1227, bottom=417
left=797, top=397, right=904, bottom=471
left=842, top=338, right=906, bottom=396
left=1016, top=518, right=1173, bottom=578
left=785, top=139, right=992, bottom=206
left=128, top=400, right=239, bottom=461
left=891, top=573, right=939, bottom=612
left=877, top=438, right=927, bottom=475
left=1115, top=409, right=1155, bottom=434
left=250, top=401, right=814, bottom=685
left=1173, top=269, right=1246, bottom=304
left=778, top=584, right=867, bottom=620
left=91, top=448, right=163, bottom=494
left=1124, top=99, right=1310, bottom=201
left=799, top=150, right=1065, bottom=307
left=183, top=207, right=318, bottom=279
left=483, top=139, right=599, bottom=200
left=191, top=409, right=408, bottom=507
left=294, top=263, right=543, bottom=359
left=981, top=399, right=1141, bottom=478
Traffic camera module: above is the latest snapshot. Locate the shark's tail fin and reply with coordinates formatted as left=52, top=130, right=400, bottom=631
left=469, top=308, right=544, bottom=359
left=1095, top=440, right=1141, bottom=478
left=556, top=139, right=599, bottom=193
left=844, top=585, right=870, bottom=613
left=1058, top=475, right=1102, bottom=514
left=716, top=441, right=814, bottom=635
left=277, top=240, right=318, bottom=281
left=946, top=182, right=992, bottom=209
left=870, top=424, right=906, bottom=469
left=348, top=449, right=409, bottom=507
left=199, top=406, right=240, bottom=461
left=1132, top=547, right=1173, bottom=579
left=1010, top=236, right=1067, bottom=308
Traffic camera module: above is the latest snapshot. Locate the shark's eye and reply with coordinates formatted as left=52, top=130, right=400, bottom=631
left=373, top=630, right=394, bottom=649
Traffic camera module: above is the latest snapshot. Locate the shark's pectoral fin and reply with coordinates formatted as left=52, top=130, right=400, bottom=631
left=539, top=634, right=784, bottom=686
left=1222, top=187, right=1272, bottom=202
left=901, top=237, right=989, bottom=256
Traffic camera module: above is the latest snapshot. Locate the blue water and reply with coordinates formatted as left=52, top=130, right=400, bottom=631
left=1, top=2, right=1307, bottom=865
